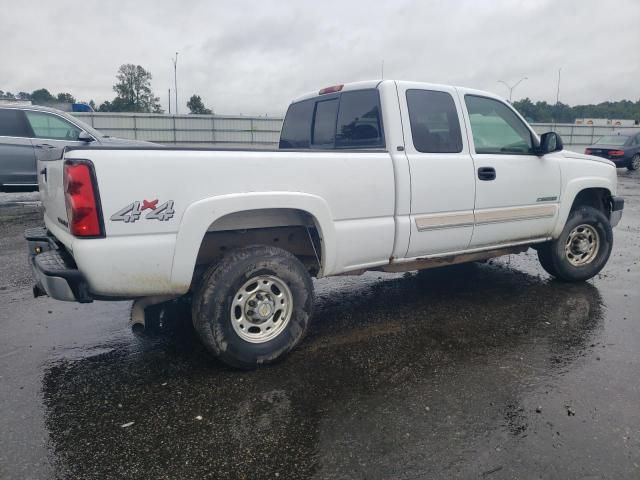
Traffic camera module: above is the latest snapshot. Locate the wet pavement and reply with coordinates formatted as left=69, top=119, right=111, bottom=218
left=0, top=175, right=639, bottom=480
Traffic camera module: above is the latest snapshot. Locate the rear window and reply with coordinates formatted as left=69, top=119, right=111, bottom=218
left=312, top=99, right=338, bottom=146
left=595, top=135, right=629, bottom=146
left=0, top=108, right=32, bottom=137
left=336, top=90, right=384, bottom=148
left=279, top=100, right=314, bottom=148
left=406, top=90, right=462, bottom=153
left=279, top=89, right=384, bottom=150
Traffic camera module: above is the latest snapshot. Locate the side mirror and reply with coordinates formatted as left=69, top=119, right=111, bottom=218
left=536, top=131, right=563, bottom=155
left=78, top=130, right=95, bottom=143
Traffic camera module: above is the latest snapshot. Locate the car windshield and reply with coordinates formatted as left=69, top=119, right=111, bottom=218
left=595, top=135, right=628, bottom=146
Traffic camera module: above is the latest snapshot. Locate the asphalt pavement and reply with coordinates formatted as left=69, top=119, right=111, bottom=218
left=0, top=175, right=638, bottom=480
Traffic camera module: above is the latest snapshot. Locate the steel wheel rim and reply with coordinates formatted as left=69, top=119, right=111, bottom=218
left=565, top=224, right=600, bottom=267
left=230, top=275, right=293, bottom=343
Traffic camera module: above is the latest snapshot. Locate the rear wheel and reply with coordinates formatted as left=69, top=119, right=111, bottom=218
left=628, top=154, right=640, bottom=171
left=537, top=206, right=613, bottom=282
left=192, top=245, right=314, bottom=369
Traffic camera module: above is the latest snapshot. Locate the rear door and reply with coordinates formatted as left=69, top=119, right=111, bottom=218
left=398, top=83, right=476, bottom=257
left=0, top=108, right=37, bottom=189
left=459, top=92, right=561, bottom=248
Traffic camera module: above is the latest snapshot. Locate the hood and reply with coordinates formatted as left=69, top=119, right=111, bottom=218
left=95, top=136, right=161, bottom=147
left=562, top=150, right=615, bottom=167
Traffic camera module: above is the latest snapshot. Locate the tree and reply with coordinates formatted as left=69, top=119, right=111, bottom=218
left=31, top=88, right=55, bottom=104
left=111, top=64, right=161, bottom=113
left=17, top=91, right=32, bottom=101
left=187, top=94, right=212, bottom=114
left=56, top=92, right=76, bottom=103
left=88, top=100, right=97, bottom=111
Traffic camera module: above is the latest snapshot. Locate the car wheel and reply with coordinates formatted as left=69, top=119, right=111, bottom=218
left=192, top=245, right=314, bottom=369
left=537, top=206, right=613, bottom=282
left=628, top=154, right=640, bottom=171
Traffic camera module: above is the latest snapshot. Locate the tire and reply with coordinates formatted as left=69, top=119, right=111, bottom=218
left=628, top=154, right=640, bottom=171
left=537, top=206, right=613, bottom=282
left=192, top=245, right=314, bottom=369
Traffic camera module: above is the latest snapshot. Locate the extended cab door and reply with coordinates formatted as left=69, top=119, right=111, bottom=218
left=398, top=83, right=476, bottom=257
left=459, top=91, right=561, bottom=247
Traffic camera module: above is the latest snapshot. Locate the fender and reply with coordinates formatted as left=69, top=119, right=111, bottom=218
left=552, top=176, right=615, bottom=238
left=170, top=192, right=336, bottom=289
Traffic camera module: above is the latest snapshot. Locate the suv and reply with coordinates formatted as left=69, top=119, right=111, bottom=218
left=0, top=105, right=151, bottom=192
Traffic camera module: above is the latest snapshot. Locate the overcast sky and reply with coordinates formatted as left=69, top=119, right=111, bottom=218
left=1, top=0, right=639, bottom=115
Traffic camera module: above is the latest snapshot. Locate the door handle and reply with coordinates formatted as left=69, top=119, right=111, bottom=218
left=478, top=167, right=496, bottom=181
left=35, top=144, right=56, bottom=149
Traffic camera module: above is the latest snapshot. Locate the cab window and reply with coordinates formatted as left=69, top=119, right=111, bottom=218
left=24, top=111, right=81, bottom=140
left=406, top=90, right=462, bottom=153
left=465, top=95, right=534, bottom=154
left=0, top=109, right=32, bottom=137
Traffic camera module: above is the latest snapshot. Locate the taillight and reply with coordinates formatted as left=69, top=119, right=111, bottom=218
left=319, top=84, right=343, bottom=95
left=63, top=161, right=103, bottom=237
left=584, top=148, right=592, bottom=155
left=608, top=150, right=625, bottom=157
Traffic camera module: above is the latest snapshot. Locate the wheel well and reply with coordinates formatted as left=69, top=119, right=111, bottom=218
left=570, top=188, right=611, bottom=217
left=194, top=208, right=323, bottom=277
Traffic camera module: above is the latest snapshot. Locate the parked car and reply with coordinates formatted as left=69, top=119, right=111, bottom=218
left=26, top=80, right=623, bottom=368
left=585, top=130, right=640, bottom=170
left=0, top=105, right=152, bottom=192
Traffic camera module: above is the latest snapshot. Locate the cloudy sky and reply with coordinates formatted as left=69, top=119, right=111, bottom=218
left=1, top=0, right=639, bottom=115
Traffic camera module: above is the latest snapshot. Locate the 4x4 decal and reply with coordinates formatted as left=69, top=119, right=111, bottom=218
left=110, top=199, right=175, bottom=223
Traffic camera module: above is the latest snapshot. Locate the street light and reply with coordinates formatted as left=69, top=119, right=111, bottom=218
left=172, top=52, right=178, bottom=114
left=497, top=76, right=528, bottom=102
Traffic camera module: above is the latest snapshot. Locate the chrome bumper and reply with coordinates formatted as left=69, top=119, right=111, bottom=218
left=610, top=196, right=624, bottom=228
left=25, top=227, right=93, bottom=303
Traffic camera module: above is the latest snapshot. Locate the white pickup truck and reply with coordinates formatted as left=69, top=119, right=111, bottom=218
left=27, top=80, right=624, bottom=368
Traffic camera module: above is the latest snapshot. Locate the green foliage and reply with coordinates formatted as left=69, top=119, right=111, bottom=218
left=31, top=88, right=55, bottom=104
left=103, top=64, right=162, bottom=113
left=186, top=94, right=212, bottom=114
left=56, top=92, right=76, bottom=103
left=513, top=97, right=640, bottom=123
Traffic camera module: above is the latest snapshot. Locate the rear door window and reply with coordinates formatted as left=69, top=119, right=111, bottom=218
left=312, top=99, right=339, bottom=146
left=279, top=99, right=314, bottom=148
left=0, top=109, right=33, bottom=138
left=406, top=90, right=462, bottom=153
left=24, top=111, right=82, bottom=141
left=335, top=90, right=384, bottom=148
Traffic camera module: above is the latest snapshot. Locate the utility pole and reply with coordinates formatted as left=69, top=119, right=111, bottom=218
left=172, top=52, right=179, bottom=114
left=168, top=88, right=171, bottom=114
left=555, top=67, right=562, bottom=105
left=497, top=76, right=528, bottom=102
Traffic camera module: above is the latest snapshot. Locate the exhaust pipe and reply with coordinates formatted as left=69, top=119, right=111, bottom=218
left=130, top=295, right=177, bottom=336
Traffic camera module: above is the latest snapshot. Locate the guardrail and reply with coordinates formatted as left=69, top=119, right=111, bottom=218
left=73, top=112, right=637, bottom=151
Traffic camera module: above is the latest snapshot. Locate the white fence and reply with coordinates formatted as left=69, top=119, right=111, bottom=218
left=73, top=112, right=637, bottom=151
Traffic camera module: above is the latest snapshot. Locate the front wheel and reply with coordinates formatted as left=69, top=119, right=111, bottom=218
left=537, top=206, right=613, bottom=282
left=192, top=245, right=314, bottom=369
left=628, top=154, right=640, bottom=171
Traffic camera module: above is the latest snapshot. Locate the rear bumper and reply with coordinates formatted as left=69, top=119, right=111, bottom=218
left=25, top=227, right=93, bottom=303
left=610, top=196, right=624, bottom=228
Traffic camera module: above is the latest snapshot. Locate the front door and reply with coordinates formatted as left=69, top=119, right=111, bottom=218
left=399, top=83, right=476, bottom=258
left=459, top=92, right=561, bottom=248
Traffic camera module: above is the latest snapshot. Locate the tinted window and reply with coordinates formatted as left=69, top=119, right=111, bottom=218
left=335, top=90, right=384, bottom=148
left=406, top=90, right=462, bottom=153
left=25, top=111, right=81, bottom=140
left=0, top=109, right=32, bottom=137
left=312, top=99, right=338, bottom=146
left=595, top=135, right=629, bottom=146
left=279, top=100, right=314, bottom=149
left=465, top=95, right=533, bottom=154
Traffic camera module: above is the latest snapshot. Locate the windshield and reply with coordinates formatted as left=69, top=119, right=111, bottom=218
left=595, top=135, right=628, bottom=146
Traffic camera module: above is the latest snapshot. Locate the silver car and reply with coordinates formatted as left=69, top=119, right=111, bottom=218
left=0, top=104, right=152, bottom=192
